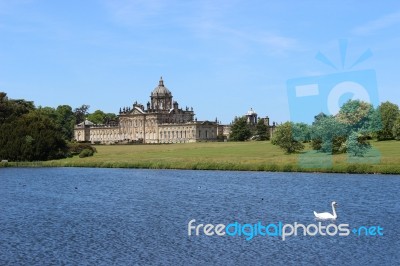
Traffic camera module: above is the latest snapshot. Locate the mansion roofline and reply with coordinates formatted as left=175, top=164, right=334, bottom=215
left=74, top=77, right=275, bottom=144
left=74, top=77, right=219, bottom=144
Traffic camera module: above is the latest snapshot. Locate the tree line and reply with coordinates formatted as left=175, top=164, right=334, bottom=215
left=2, top=90, right=399, bottom=160
left=229, top=100, right=400, bottom=157
left=0, top=92, right=114, bottom=161
left=271, top=100, right=400, bottom=156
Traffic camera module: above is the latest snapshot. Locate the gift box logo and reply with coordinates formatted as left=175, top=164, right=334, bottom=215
left=287, top=40, right=379, bottom=124
left=286, top=40, right=381, bottom=168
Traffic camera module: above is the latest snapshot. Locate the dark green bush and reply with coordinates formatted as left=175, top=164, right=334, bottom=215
left=68, top=142, right=97, bottom=156
left=79, top=149, right=94, bottom=158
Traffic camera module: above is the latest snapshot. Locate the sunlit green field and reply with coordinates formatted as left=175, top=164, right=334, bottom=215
left=4, top=140, right=400, bottom=174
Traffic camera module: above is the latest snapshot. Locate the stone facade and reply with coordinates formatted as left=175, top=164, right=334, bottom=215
left=74, top=78, right=219, bottom=144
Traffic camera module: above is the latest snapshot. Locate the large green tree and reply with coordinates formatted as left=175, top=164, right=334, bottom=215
left=87, top=109, right=106, bottom=124
left=376, top=101, right=399, bottom=140
left=254, top=118, right=269, bottom=140
left=393, top=115, right=400, bottom=140
left=229, top=116, right=252, bottom=141
left=104, top=112, right=117, bottom=123
left=271, top=122, right=304, bottom=153
left=34, top=105, right=76, bottom=140
left=0, top=103, right=68, bottom=161
left=0, top=92, right=34, bottom=124
left=86, top=109, right=117, bottom=125
left=346, top=131, right=371, bottom=157
left=310, top=100, right=378, bottom=155
left=336, top=100, right=378, bottom=133
left=311, top=115, right=348, bottom=154
left=294, top=122, right=311, bottom=142
left=56, top=105, right=76, bottom=140
left=74, top=104, right=90, bottom=124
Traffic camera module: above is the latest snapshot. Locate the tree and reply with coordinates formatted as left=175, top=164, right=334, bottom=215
left=336, top=100, right=377, bottom=133
left=36, top=106, right=58, bottom=120
left=87, top=109, right=106, bottom=124
left=346, top=131, right=371, bottom=157
left=229, top=116, right=252, bottom=141
left=0, top=110, right=68, bottom=161
left=104, top=112, right=117, bottom=124
left=33, top=105, right=76, bottom=141
left=393, top=115, right=400, bottom=140
left=0, top=92, right=34, bottom=124
left=313, top=112, right=328, bottom=125
left=74, top=104, right=90, bottom=124
left=294, top=122, right=311, bottom=142
left=0, top=93, right=69, bottom=161
left=310, top=101, right=378, bottom=156
left=311, top=115, right=348, bottom=154
left=271, top=122, right=304, bottom=153
left=376, top=101, right=399, bottom=140
left=56, top=105, right=76, bottom=140
left=254, top=118, right=269, bottom=140
left=86, top=110, right=117, bottom=125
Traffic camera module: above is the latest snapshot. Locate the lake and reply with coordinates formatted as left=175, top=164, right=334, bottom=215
left=0, top=168, right=399, bottom=265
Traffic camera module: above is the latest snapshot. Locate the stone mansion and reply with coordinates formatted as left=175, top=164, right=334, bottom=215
left=74, top=77, right=274, bottom=144
left=74, top=77, right=220, bottom=144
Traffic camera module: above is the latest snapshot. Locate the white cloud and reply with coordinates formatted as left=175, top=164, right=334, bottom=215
left=353, top=11, right=400, bottom=35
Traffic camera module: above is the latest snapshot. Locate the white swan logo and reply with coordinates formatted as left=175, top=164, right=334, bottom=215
left=313, top=201, right=338, bottom=220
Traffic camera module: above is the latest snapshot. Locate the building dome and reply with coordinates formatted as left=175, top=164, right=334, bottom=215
left=247, top=108, right=257, bottom=116
left=152, top=77, right=171, bottom=96
left=246, top=108, right=258, bottom=125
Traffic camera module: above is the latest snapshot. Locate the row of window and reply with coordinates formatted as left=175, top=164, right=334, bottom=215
left=86, top=130, right=216, bottom=141
left=82, top=126, right=216, bottom=142
left=159, top=130, right=193, bottom=139
left=159, top=129, right=215, bottom=139
left=120, top=115, right=194, bottom=128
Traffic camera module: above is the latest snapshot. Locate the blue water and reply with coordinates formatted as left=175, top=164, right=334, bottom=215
left=0, top=168, right=399, bottom=265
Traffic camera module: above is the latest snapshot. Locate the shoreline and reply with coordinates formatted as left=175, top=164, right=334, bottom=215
left=1, top=161, right=400, bottom=175
left=2, top=141, right=400, bottom=175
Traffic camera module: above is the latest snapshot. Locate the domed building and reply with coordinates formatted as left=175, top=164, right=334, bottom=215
left=246, top=108, right=258, bottom=125
left=150, top=77, right=173, bottom=110
left=74, top=77, right=219, bottom=144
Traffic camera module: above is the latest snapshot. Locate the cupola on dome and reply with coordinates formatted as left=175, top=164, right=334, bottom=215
left=152, top=77, right=171, bottom=96
left=247, top=108, right=257, bottom=115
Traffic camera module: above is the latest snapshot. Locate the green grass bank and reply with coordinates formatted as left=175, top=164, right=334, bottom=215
left=2, top=141, right=400, bottom=174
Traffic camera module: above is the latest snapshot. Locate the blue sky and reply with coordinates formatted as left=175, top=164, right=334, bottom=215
left=1, top=0, right=400, bottom=124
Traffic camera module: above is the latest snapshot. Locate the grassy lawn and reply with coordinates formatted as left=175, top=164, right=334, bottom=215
left=4, top=140, right=400, bottom=174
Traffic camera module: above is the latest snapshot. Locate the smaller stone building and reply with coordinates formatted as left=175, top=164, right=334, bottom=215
left=219, top=108, right=275, bottom=141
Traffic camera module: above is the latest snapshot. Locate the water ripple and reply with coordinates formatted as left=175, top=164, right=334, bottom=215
left=0, top=168, right=399, bottom=265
